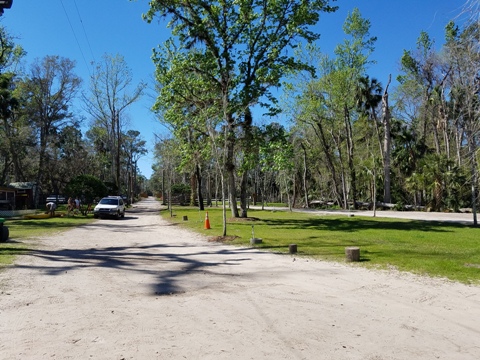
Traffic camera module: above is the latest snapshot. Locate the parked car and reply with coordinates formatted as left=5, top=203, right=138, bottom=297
left=119, top=194, right=131, bottom=205
left=46, top=195, right=66, bottom=204
left=93, top=196, right=125, bottom=219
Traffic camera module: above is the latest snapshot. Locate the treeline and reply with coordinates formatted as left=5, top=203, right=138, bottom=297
left=145, top=2, right=480, bottom=230
left=289, top=14, right=480, bottom=215
left=0, top=25, right=148, bottom=206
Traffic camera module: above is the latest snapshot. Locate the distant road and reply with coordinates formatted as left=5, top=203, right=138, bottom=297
left=250, top=205, right=477, bottom=225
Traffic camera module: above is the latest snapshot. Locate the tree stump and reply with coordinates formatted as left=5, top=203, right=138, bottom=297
left=345, top=246, right=360, bottom=262
left=289, top=244, right=297, bottom=254
left=182, top=215, right=188, bottom=221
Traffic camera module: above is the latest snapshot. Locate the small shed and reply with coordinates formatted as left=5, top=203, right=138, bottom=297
left=8, top=182, right=37, bottom=209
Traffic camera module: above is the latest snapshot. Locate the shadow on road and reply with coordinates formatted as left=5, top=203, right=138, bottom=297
left=14, top=241, right=256, bottom=297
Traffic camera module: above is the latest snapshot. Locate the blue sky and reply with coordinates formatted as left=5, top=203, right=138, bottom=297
left=2, top=0, right=468, bottom=178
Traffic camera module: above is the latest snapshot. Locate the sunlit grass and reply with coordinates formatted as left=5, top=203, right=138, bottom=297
left=2, top=205, right=479, bottom=285
left=0, top=215, right=95, bottom=266
left=164, top=206, right=480, bottom=284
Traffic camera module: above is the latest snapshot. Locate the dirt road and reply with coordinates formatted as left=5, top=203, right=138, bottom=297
left=1, top=197, right=479, bottom=359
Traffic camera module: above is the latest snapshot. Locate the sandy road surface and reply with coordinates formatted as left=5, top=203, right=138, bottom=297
left=1, top=197, right=479, bottom=360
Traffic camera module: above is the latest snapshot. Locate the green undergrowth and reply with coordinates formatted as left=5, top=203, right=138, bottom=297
left=163, top=206, right=480, bottom=285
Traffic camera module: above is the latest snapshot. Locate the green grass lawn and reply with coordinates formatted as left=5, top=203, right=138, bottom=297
left=2, top=205, right=479, bottom=285
left=0, top=215, right=95, bottom=266
left=165, top=206, right=480, bottom=285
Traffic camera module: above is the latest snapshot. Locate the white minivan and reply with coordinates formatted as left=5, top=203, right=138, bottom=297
left=93, top=196, right=125, bottom=219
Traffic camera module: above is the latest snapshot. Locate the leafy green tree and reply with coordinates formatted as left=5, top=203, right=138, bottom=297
left=292, top=8, right=377, bottom=209
left=144, top=0, right=337, bottom=219
left=152, top=136, right=183, bottom=214
left=331, top=8, right=378, bottom=209
left=238, top=108, right=263, bottom=216
left=17, top=55, right=81, bottom=206
left=0, top=73, right=20, bottom=183
left=65, top=174, right=108, bottom=205
left=0, top=25, right=29, bottom=184
left=259, top=123, right=294, bottom=208
left=397, top=31, right=447, bottom=154
left=122, top=130, right=148, bottom=202
left=85, top=125, right=111, bottom=181
left=443, top=21, right=480, bottom=224
left=355, top=76, right=383, bottom=145
left=0, top=25, right=25, bottom=73
left=43, top=125, right=89, bottom=195
left=152, top=44, right=218, bottom=211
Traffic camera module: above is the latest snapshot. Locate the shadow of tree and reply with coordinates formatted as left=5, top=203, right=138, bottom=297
left=10, top=202, right=477, bottom=296
left=252, top=216, right=472, bottom=233
left=0, top=247, right=33, bottom=256
left=15, top=242, right=259, bottom=297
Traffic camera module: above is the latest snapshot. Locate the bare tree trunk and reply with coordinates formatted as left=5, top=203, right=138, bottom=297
left=382, top=75, right=392, bottom=204
left=302, top=144, right=309, bottom=208
left=292, top=172, right=297, bottom=208
left=432, top=118, right=441, bottom=154
left=239, top=107, right=254, bottom=218
left=440, top=100, right=451, bottom=160
left=253, top=169, right=258, bottom=206
left=116, top=111, right=121, bottom=194
left=225, top=118, right=239, bottom=217
left=344, top=105, right=357, bottom=210
left=370, top=109, right=384, bottom=164
left=468, top=134, right=478, bottom=226
left=453, top=99, right=463, bottom=166
left=206, top=169, right=212, bottom=207
left=4, top=116, right=26, bottom=182
left=373, top=166, right=377, bottom=217
left=262, top=172, right=267, bottom=210
left=221, top=171, right=227, bottom=236
left=168, top=172, right=173, bottom=218
left=283, top=174, right=292, bottom=211
left=240, top=170, right=248, bottom=217
left=34, top=127, right=48, bottom=209
left=215, top=169, right=219, bottom=207
left=190, top=172, right=197, bottom=206
left=332, top=132, right=348, bottom=209
left=311, top=121, right=343, bottom=207
left=196, top=164, right=204, bottom=210
left=340, top=167, right=348, bottom=209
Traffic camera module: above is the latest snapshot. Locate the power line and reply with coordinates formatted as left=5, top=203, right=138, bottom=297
left=73, top=0, right=96, bottom=65
left=59, top=0, right=92, bottom=77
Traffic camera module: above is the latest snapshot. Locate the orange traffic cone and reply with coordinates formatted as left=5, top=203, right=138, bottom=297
left=204, top=211, right=211, bottom=229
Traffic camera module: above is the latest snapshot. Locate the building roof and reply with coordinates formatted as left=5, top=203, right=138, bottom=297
left=8, top=182, right=36, bottom=190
